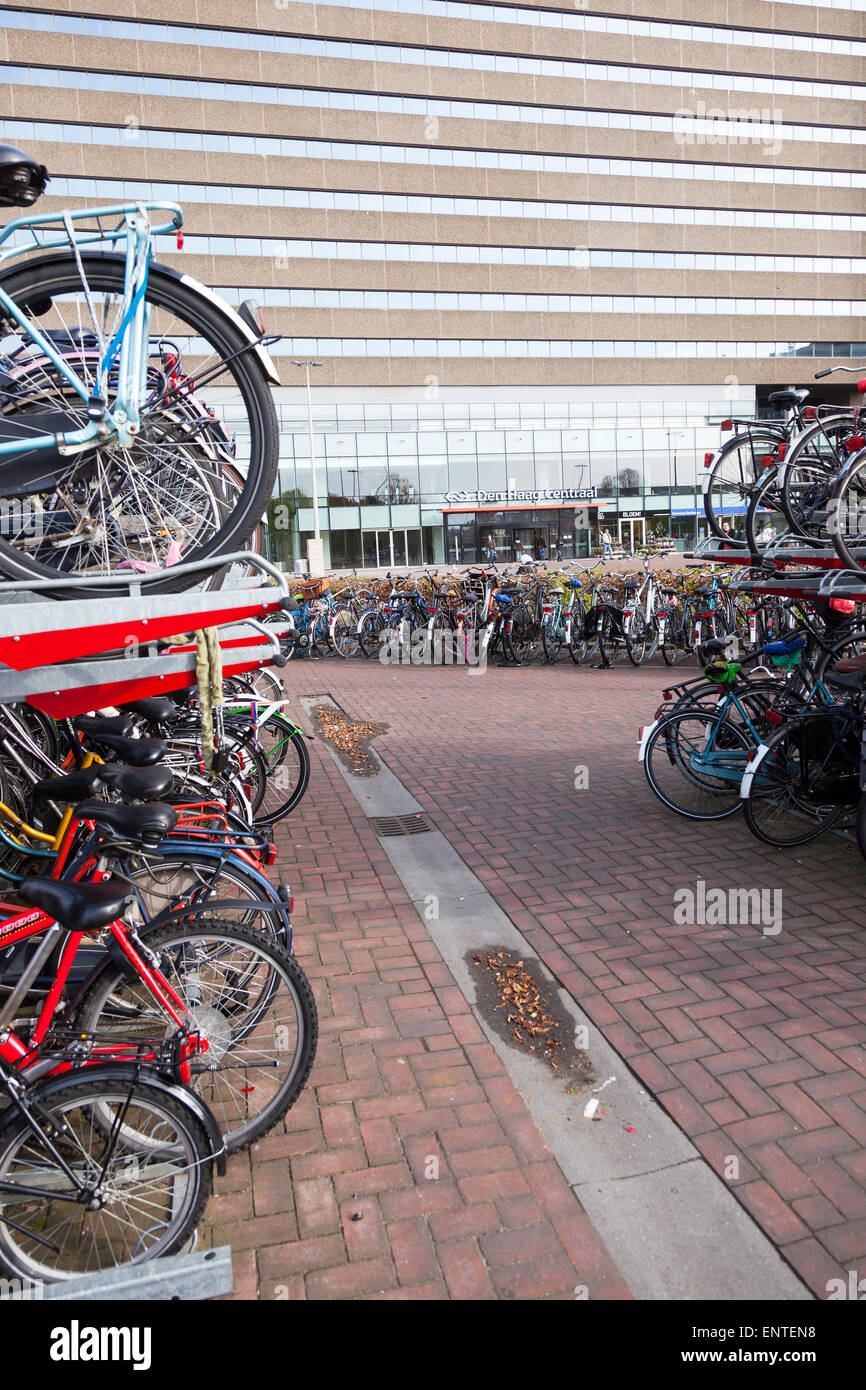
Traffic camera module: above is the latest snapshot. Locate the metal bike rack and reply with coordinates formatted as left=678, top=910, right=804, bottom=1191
left=0, top=552, right=293, bottom=1298
left=0, top=551, right=293, bottom=711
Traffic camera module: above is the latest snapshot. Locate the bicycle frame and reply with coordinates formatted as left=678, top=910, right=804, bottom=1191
left=0, top=200, right=182, bottom=454
left=0, top=899, right=192, bottom=1072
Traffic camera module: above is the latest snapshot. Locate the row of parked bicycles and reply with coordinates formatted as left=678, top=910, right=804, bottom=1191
left=0, top=661, right=318, bottom=1284
left=641, top=367, right=866, bottom=855
left=270, top=560, right=807, bottom=670
left=0, top=147, right=324, bottom=1287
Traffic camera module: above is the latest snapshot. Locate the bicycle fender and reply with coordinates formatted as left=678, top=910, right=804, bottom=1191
left=637, top=718, right=658, bottom=762
left=740, top=742, right=770, bottom=798
left=12, top=1062, right=227, bottom=1174
left=0, top=252, right=280, bottom=388
left=177, top=274, right=280, bottom=385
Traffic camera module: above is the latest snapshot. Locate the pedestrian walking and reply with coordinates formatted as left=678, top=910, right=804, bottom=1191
left=601, top=527, right=613, bottom=561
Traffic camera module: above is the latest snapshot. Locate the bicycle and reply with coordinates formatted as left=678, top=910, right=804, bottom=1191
left=0, top=144, right=279, bottom=594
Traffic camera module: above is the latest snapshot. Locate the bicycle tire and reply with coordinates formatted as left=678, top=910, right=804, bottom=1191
left=0, top=253, right=278, bottom=596
left=741, top=719, right=850, bottom=847
left=73, top=918, right=318, bottom=1152
left=252, top=717, right=311, bottom=824
left=703, top=431, right=782, bottom=538
left=643, top=709, right=751, bottom=819
left=0, top=1071, right=212, bottom=1282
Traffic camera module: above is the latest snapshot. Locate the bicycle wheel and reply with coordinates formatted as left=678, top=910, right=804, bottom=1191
left=506, top=601, right=542, bottom=664
left=567, top=606, right=589, bottom=665
left=330, top=606, right=361, bottom=658
left=703, top=432, right=782, bottom=538
left=358, top=608, right=387, bottom=657
left=541, top=603, right=565, bottom=663
left=779, top=416, right=852, bottom=541
left=625, top=608, right=655, bottom=666
left=241, top=667, right=283, bottom=704
left=73, top=919, right=318, bottom=1153
left=643, top=709, right=751, bottom=819
left=827, top=448, right=866, bottom=573
left=744, top=468, right=788, bottom=556
left=250, top=715, right=311, bottom=824
left=660, top=604, right=689, bottom=666
left=597, top=609, right=625, bottom=666
left=123, top=851, right=287, bottom=942
left=0, top=1071, right=212, bottom=1282
left=742, top=720, right=850, bottom=846
left=0, top=253, right=278, bottom=595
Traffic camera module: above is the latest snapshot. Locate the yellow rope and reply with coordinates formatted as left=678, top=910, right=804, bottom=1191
left=196, top=627, right=223, bottom=770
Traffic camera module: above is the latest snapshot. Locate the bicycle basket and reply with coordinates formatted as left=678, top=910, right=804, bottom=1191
left=294, top=578, right=327, bottom=600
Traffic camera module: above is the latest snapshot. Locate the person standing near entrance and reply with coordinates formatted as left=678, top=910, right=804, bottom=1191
left=484, top=533, right=496, bottom=564
left=601, top=526, right=613, bottom=561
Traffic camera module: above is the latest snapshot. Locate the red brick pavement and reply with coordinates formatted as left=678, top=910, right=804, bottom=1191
left=252, top=654, right=866, bottom=1301
left=203, top=676, right=631, bottom=1300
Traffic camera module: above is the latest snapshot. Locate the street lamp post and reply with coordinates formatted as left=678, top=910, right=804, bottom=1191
left=666, top=429, right=687, bottom=548
left=292, top=359, right=323, bottom=574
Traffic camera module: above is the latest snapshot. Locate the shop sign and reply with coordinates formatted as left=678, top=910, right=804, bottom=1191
left=443, top=486, right=598, bottom=506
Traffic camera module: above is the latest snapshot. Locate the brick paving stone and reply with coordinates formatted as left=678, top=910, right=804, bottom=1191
left=201, top=661, right=866, bottom=1299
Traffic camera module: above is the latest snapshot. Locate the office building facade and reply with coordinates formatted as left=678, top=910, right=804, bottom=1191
left=3, top=0, right=865, bottom=564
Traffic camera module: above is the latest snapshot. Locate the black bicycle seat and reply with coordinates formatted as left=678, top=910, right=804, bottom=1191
left=660, top=587, right=680, bottom=596
left=89, top=735, right=166, bottom=766
left=825, top=669, right=866, bottom=691
left=118, top=697, right=177, bottom=724
left=18, top=876, right=134, bottom=933
left=75, top=800, right=178, bottom=840
left=31, top=768, right=104, bottom=803
left=700, top=637, right=731, bottom=657
left=768, top=389, right=808, bottom=409
left=73, top=714, right=135, bottom=739
left=622, top=578, right=640, bottom=590
left=95, top=763, right=174, bottom=801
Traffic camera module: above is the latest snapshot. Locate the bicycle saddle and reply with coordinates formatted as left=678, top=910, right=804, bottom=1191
left=768, top=389, right=808, bottom=408
left=76, top=800, right=179, bottom=840
left=96, top=763, right=174, bottom=801
left=31, top=768, right=105, bottom=803
left=73, top=714, right=135, bottom=739
left=0, top=144, right=48, bottom=207
left=622, top=578, right=639, bottom=590
left=90, top=734, right=167, bottom=766
left=118, top=697, right=177, bottom=724
left=823, top=670, right=866, bottom=693
left=700, top=637, right=731, bottom=657
left=18, top=876, right=135, bottom=933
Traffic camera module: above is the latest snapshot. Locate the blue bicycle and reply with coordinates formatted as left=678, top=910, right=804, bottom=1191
left=0, top=144, right=279, bottom=594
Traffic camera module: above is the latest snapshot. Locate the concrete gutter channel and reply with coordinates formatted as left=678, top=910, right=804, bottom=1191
left=301, top=694, right=810, bottom=1302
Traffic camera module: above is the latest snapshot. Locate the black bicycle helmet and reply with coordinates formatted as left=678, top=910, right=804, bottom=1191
left=0, top=144, right=48, bottom=208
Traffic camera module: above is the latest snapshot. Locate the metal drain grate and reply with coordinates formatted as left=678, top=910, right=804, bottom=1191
left=370, top=812, right=433, bottom=837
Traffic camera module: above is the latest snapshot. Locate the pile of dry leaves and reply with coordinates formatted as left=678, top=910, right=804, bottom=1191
left=313, top=705, right=386, bottom=776
left=473, top=949, right=564, bottom=1070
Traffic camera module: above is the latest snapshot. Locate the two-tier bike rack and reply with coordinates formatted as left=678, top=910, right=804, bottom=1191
left=0, top=551, right=297, bottom=1299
